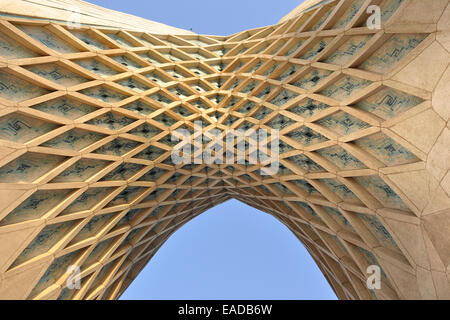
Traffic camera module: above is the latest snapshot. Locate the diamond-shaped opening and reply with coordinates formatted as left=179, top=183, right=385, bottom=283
left=93, top=138, right=141, bottom=156
left=320, top=178, right=363, bottom=205
left=171, top=106, right=193, bottom=118
left=104, top=31, right=136, bottom=48
left=309, top=5, right=336, bottom=31
left=28, top=249, right=81, bottom=299
left=87, top=260, right=118, bottom=293
left=286, top=126, right=329, bottom=146
left=114, top=209, right=145, bottom=229
left=320, top=75, right=372, bottom=101
left=276, top=65, right=301, bottom=81
left=262, top=63, right=281, bottom=77
left=0, top=189, right=74, bottom=226
left=87, top=112, right=135, bottom=130
left=0, top=70, right=50, bottom=102
left=288, top=99, right=330, bottom=119
left=240, top=80, right=260, bottom=94
left=24, top=62, right=88, bottom=87
left=8, top=220, right=80, bottom=269
left=353, top=132, right=419, bottom=166
left=116, top=77, right=151, bottom=92
left=51, top=158, right=110, bottom=183
left=322, top=206, right=356, bottom=233
left=101, top=163, right=144, bottom=181
left=278, top=140, right=295, bottom=154
left=206, top=94, right=225, bottom=106
left=16, top=24, right=78, bottom=54
left=291, top=68, right=333, bottom=90
left=267, top=114, right=295, bottom=130
left=152, top=113, right=177, bottom=127
left=70, top=29, right=112, bottom=50
left=142, top=188, right=167, bottom=202
left=208, top=61, right=230, bottom=72
left=354, top=212, right=402, bottom=253
left=212, top=46, right=231, bottom=57
left=246, top=60, right=264, bottom=74
left=354, top=86, right=424, bottom=120
left=32, top=96, right=98, bottom=120
left=68, top=213, right=118, bottom=246
left=316, top=145, right=367, bottom=170
left=255, top=85, right=274, bottom=100
left=148, top=92, right=174, bottom=106
left=162, top=67, right=190, bottom=80
left=80, top=85, right=130, bottom=103
left=253, top=106, right=273, bottom=121
left=123, top=99, right=156, bottom=116
left=356, top=246, right=394, bottom=295
left=189, top=65, right=210, bottom=76
left=272, top=182, right=293, bottom=195
left=0, top=29, right=40, bottom=59
left=74, top=58, right=119, bottom=77
left=236, top=101, right=256, bottom=114
left=0, top=113, right=60, bottom=143
left=109, top=54, right=145, bottom=70
left=190, top=82, right=209, bottom=93
left=134, top=145, right=167, bottom=161
left=331, top=0, right=366, bottom=29
left=222, top=114, right=239, bottom=126
left=269, top=89, right=298, bottom=106
left=166, top=172, right=184, bottom=184
left=359, top=33, right=428, bottom=74
left=138, top=51, right=165, bottom=65
left=285, top=39, right=306, bottom=56
left=80, top=236, right=117, bottom=270
left=223, top=96, right=241, bottom=109
left=168, top=86, right=191, bottom=99
left=41, top=128, right=106, bottom=151
left=158, top=49, right=186, bottom=62
left=107, top=187, right=146, bottom=207
left=129, top=123, right=162, bottom=139
left=0, top=152, right=66, bottom=183
left=138, top=167, right=168, bottom=182
left=205, top=76, right=229, bottom=89
left=297, top=37, right=333, bottom=60
left=60, top=187, right=114, bottom=216
left=322, top=35, right=372, bottom=65
left=317, top=111, right=371, bottom=136
left=292, top=180, right=321, bottom=196
left=228, top=78, right=242, bottom=90
left=354, top=175, right=411, bottom=212
left=287, top=154, right=325, bottom=173
left=296, top=201, right=322, bottom=222
left=142, top=71, right=170, bottom=85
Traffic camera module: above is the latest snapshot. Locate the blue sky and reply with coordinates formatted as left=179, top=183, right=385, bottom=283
left=87, top=0, right=337, bottom=300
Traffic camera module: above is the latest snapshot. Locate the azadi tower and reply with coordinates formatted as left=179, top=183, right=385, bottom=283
left=0, top=0, right=447, bottom=300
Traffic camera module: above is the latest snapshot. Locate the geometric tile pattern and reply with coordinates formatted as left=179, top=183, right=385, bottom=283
left=0, top=0, right=448, bottom=300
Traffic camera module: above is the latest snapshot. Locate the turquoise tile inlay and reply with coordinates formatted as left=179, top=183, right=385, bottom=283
left=0, top=189, right=74, bottom=226
left=51, top=158, right=110, bottom=183
left=354, top=175, right=410, bottom=211
left=32, top=97, right=97, bottom=120
left=360, top=33, right=427, bottom=74
left=0, top=152, right=66, bottom=183
left=317, top=111, right=371, bottom=136
left=355, top=87, right=424, bottom=120
left=0, top=70, right=50, bottom=102
left=354, top=132, right=419, bottom=166
left=41, top=128, right=106, bottom=151
left=10, top=220, right=78, bottom=269
left=0, top=113, right=59, bottom=143
left=316, top=145, right=367, bottom=170
left=286, top=126, right=329, bottom=146
left=25, top=63, right=87, bottom=87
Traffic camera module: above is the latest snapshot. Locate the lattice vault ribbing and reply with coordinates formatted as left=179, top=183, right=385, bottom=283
left=0, top=0, right=448, bottom=300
